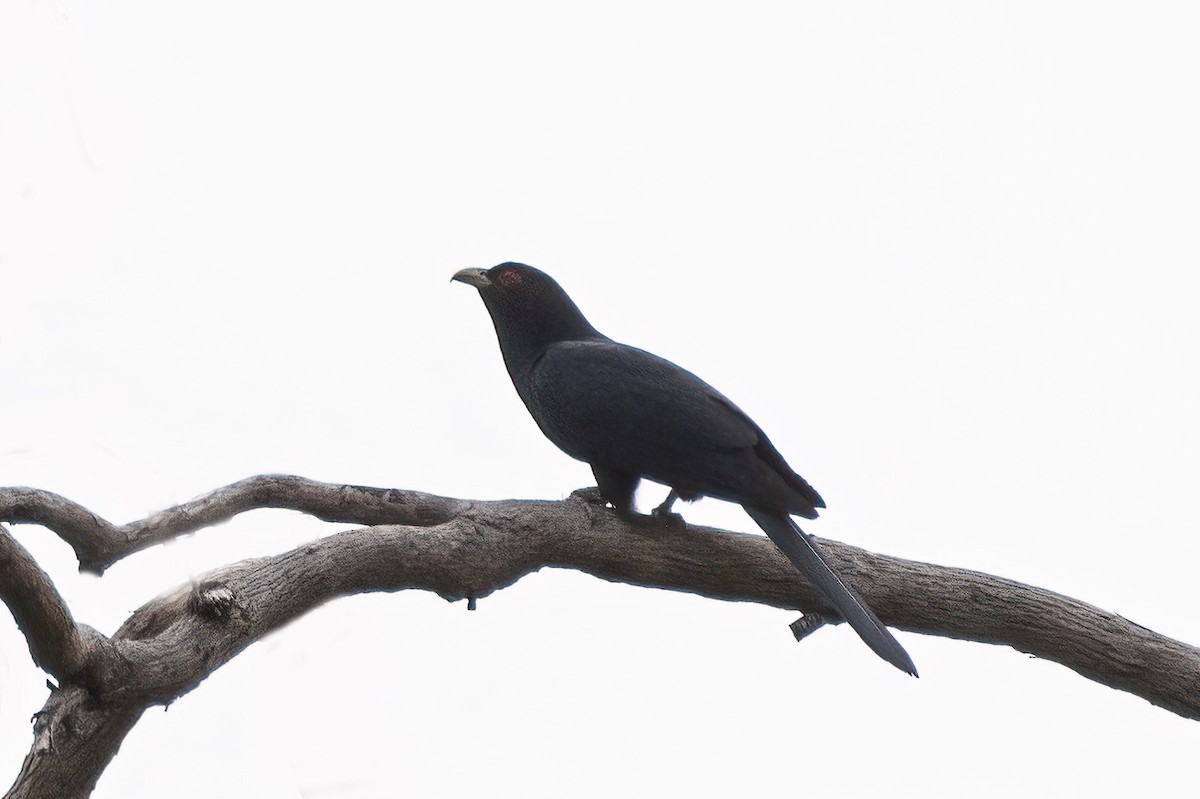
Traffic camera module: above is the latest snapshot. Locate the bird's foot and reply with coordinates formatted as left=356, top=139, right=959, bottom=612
left=603, top=506, right=677, bottom=537
left=648, top=489, right=686, bottom=529
left=649, top=505, right=686, bottom=530
left=789, top=612, right=829, bottom=642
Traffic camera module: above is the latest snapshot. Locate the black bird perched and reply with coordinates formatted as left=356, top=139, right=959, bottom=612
left=453, top=262, right=916, bottom=676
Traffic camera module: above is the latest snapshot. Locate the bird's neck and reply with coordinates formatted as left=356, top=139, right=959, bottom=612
left=483, top=299, right=604, bottom=376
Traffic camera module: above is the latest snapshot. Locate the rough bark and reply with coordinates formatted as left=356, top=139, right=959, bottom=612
left=1, top=475, right=1198, bottom=797
left=0, top=475, right=466, bottom=574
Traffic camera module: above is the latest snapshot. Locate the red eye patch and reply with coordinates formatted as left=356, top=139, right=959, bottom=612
left=497, top=269, right=523, bottom=288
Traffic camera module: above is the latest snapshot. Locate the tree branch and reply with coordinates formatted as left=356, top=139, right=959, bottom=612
left=1, top=477, right=1198, bottom=796
left=0, top=475, right=466, bottom=573
left=0, top=527, right=101, bottom=681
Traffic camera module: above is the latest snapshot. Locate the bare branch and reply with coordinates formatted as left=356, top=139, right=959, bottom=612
left=2, top=477, right=1198, bottom=796
left=7, top=687, right=142, bottom=799
left=0, top=527, right=100, bottom=681
left=0, top=475, right=467, bottom=573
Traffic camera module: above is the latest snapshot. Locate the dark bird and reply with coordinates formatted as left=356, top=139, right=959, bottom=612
left=453, top=262, right=915, bottom=675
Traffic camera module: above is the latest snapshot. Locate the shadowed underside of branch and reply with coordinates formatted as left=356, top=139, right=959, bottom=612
left=1, top=475, right=1198, bottom=797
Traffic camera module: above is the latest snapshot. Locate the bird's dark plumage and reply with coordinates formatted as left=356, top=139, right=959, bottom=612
left=453, top=262, right=915, bottom=675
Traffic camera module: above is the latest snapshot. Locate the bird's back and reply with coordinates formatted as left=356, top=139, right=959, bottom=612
left=523, top=339, right=824, bottom=518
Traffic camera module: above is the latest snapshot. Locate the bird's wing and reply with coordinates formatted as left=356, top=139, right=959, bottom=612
left=528, top=339, right=760, bottom=458
left=527, top=340, right=824, bottom=515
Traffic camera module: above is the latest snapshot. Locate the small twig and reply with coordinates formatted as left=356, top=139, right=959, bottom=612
left=789, top=612, right=828, bottom=641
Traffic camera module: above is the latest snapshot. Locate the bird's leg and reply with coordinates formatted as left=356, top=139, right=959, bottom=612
left=650, top=489, right=686, bottom=528
left=653, top=489, right=679, bottom=515
left=590, top=464, right=681, bottom=535
left=590, top=464, right=640, bottom=518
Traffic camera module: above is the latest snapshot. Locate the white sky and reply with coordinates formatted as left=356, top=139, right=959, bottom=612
left=2, top=2, right=1199, bottom=796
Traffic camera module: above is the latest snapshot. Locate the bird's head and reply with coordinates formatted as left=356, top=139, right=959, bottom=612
left=452, top=263, right=603, bottom=358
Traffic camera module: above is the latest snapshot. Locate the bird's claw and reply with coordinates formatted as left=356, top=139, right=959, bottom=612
left=649, top=506, right=686, bottom=529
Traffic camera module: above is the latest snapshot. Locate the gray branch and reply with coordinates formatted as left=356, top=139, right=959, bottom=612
left=0, top=528, right=101, bottom=681
left=0, top=475, right=466, bottom=573
left=1, top=477, right=1198, bottom=797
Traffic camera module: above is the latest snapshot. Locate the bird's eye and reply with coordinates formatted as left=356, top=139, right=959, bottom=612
left=496, top=268, right=523, bottom=288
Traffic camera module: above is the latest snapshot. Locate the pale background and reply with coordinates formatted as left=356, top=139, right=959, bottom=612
left=2, top=2, right=1198, bottom=797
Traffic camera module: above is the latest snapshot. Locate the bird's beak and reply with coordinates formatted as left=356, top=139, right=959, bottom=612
left=451, top=268, right=491, bottom=289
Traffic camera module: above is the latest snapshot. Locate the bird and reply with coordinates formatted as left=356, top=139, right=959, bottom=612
left=452, top=262, right=916, bottom=675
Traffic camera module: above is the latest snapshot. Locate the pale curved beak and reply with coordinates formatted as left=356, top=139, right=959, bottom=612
left=451, top=268, right=491, bottom=288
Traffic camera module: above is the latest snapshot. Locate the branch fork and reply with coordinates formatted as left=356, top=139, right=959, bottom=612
left=2, top=474, right=1199, bottom=797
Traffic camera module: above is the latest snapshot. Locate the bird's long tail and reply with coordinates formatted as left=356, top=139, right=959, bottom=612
left=743, top=505, right=917, bottom=676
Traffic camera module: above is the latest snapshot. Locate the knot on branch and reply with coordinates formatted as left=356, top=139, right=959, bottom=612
left=188, top=581, right=240, bottom=621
